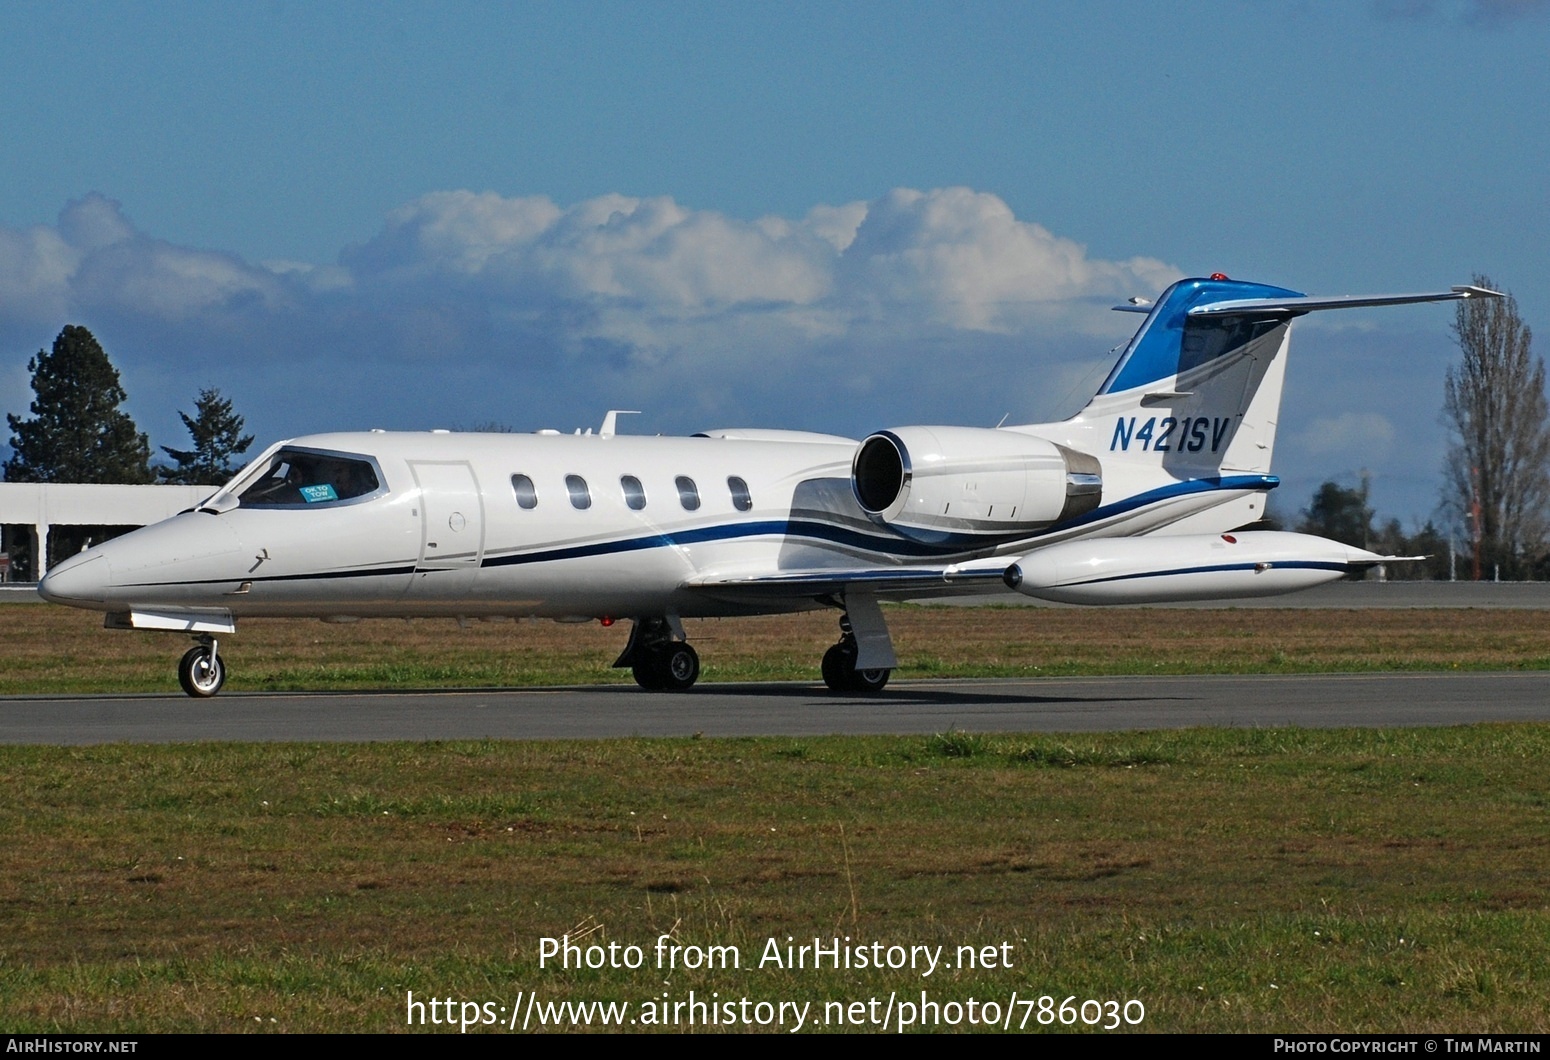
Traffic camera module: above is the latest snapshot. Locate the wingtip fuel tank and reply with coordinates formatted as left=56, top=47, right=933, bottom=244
left=1002, top=531, right=1395, bottom=605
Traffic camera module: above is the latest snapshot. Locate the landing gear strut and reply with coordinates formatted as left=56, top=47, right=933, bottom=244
left=821, top=614, right=890, bottom=694
left=178, top=636, right=226, bottom=698
left=615, top=616, right=700, bottom=691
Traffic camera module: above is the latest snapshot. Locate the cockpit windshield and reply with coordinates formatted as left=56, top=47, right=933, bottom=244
left=236, top=448, right=383, bottom=508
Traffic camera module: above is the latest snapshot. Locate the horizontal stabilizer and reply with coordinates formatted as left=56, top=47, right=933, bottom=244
left=1189, top=285, right=1502, bottom=319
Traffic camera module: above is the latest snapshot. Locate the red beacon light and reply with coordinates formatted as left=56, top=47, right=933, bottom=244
left=1210, top=272, right=1230, bottom=281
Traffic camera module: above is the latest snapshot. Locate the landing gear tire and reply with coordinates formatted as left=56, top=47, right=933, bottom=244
left=632, top=658, right=665, bottom=690
left=631, top=642, right=700, bottom=691
left=821, top=643, right=853, bottom=691
left=851, top=664, right=890, bottom=694
left=822, top=642, right=890, bottom=694
left=178, top=645, right=226, bottom=698
left=654, top=642, right=700, bottom=691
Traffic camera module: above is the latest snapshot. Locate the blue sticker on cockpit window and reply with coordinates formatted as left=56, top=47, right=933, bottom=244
left=299, top=484, right=338, bottom=504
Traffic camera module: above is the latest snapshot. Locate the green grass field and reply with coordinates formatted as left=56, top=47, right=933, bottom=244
left=5, top=600, right=1550, bottom=694
left=2, top=603, right=1548, bottom=1033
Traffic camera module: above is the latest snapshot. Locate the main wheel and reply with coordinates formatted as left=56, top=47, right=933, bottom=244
left=821, top=643, right=854, bottom=692
left=178, top=646, right=226, bottom=698
left=632, top=658, right=665, bottom=690
left=821, top=642, right=890, bottom=694
left=851, top=666, right=890, bottom=693
left=654, top=643, right=700, bottom=691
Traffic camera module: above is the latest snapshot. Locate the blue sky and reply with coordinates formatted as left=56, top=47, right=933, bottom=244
left=2, top=0, right=1547, bottom=528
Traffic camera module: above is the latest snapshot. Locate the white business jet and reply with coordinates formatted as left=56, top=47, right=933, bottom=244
left=39, top=275, right=1498, bottom=697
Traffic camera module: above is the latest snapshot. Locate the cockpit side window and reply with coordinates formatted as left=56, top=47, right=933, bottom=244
left=236, top=449, right=383, bottom=509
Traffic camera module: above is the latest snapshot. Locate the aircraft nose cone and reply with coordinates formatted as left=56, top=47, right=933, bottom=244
left=38, top=552, right=110, bottom=606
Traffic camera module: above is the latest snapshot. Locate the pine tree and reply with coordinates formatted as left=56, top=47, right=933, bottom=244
left=1298, top=480, right=1373, bottom=549
left=159, top=388, right=255, bottom=485
left=4, top=325, right=152, bottom=483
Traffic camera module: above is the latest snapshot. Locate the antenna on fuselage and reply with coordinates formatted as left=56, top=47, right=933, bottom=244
left=599, top=410, right=641, bottom=438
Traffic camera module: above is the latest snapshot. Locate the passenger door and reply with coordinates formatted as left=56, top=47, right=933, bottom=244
left=407, top=461, right=485, bottom=597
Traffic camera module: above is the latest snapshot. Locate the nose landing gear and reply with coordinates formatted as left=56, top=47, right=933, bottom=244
left=177, top=637, right=226, bottom=698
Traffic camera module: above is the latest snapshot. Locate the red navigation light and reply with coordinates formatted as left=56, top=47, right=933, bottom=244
left=1210, top=272, right=1229, bottom=281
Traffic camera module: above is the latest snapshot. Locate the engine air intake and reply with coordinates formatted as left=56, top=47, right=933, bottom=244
left=850, top=426, right=1102, bottom=542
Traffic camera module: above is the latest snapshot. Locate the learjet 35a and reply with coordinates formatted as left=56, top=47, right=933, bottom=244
left=39, top=275, right=1499, bottom=697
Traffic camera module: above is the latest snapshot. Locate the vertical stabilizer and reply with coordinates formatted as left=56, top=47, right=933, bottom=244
left=1067, top=277, right=1303, bottom=476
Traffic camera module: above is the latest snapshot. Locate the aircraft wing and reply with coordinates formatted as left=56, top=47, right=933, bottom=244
left=1188, top=285, right=1501, bottom=318
left=683, top=560, right=1011, bottom=601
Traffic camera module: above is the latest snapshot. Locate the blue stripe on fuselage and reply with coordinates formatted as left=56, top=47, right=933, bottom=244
left=478, top=474, right=1280, bottom=567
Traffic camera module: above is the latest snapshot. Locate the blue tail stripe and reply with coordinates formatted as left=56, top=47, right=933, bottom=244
left=1100, top=278, right=1303, bottom=394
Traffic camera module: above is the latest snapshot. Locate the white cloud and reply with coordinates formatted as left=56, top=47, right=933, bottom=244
left=0, top=186, right=1183, bottom=451
left=1294, top=411, right=1398, bottom=461
left=336, top=184, right=1173, bottom=337
left=0, top=223, right=77, bottom=326
left=838, top=187, right=1175, bottom=332
left=0, top=194, right=288, bottom=326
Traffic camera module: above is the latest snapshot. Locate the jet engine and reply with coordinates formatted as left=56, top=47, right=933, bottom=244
left=851, top=426, right=1102, bottom=542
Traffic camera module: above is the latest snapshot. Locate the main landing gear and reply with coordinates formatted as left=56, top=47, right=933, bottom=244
left=177, top=636, right=226, bottom=698
left=615, top=599, right=897, bottom=696
left=821, top=614, right=891, bottom=694
left=615, top=616, right=701, bottom=691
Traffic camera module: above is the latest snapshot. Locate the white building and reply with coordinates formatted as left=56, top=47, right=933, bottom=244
left=0, top=483, right=211, bottom=580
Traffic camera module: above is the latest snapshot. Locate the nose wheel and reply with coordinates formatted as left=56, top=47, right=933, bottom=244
left=178, top=639, right=226, bottom=698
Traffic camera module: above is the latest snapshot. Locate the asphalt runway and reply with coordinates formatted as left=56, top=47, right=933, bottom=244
left=2, top=671, right=1546, bottom=744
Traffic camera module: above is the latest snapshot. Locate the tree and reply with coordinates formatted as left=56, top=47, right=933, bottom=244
left=1298, top=479, right=1373, bottom=549
left=159, top=388, right=255, bottom=485
left=4, top=325, right=152, bottom=484
left=1441, top=277, right=1550, bottom=580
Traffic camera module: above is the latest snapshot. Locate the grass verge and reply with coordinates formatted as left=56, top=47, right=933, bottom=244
left=4, top=602, right=1550, bottom=694
left=1, top=726, right=1547, bottom=1032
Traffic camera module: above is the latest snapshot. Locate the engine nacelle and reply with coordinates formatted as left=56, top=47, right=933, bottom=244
left=1002, top=531, right=1391, bottom=605
left=851, top=426, right=1101, bottom=542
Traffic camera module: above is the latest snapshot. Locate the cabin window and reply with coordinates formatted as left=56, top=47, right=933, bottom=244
left=511, top=474, right=538, bottom=509
left=236, top=448, right=382, bottom=508
left=728, top=476, right=752, bottom=512
left=566, top=474, right=591, bottom=510
left=675, top=476, right=700, bottom=511
left=621, top=475, right=646, bottom=510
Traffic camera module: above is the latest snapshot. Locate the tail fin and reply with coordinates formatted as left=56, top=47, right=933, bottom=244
left=1055, top=277, right=1500, bottom=476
